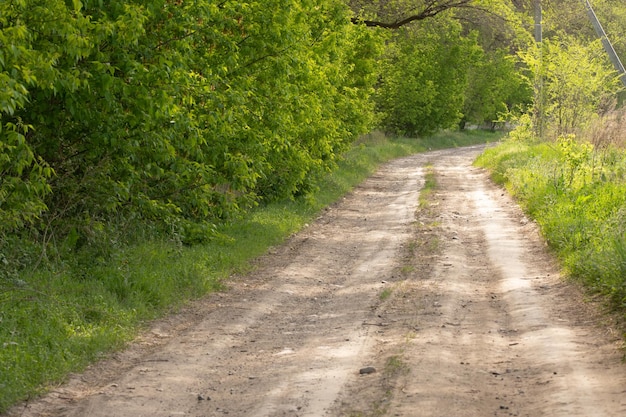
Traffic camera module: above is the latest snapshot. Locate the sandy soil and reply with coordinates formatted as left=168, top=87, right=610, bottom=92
left=6, top=145, right=626, bottom=417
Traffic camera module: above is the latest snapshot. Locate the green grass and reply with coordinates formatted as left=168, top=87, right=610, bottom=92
left=384, top=354, right=409, bottom=376
left=379, top=287, right=393, bottom=301
left=419, top=163, right=437, bottom=210
left=0, top=129, right=499, bottom=412
left=476, top=139, right=626, bottom=315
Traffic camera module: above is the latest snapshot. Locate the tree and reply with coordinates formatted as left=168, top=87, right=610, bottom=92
left=463, top=48, right=532, bottom=128
left=520, top=35, right=624, bottom=139
left=348, top=0, right=533, bottom=134
left=0, top=0, right=381, bottom=242
left=376, top=14, right=481, bottom=136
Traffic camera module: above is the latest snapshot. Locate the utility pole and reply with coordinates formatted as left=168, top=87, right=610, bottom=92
left=534, top=0, right=542, bottom=43
left=533, top=0, right=544, bottom=139
left=582, top=0, right=626, bottom=87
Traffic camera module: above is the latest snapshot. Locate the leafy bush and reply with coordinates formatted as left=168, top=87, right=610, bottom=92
left=519, top=35, right=624, bottom=139
left=1, top=0, right=381, bottom=241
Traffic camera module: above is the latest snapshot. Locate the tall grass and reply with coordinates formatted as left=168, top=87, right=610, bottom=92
left=475, top=122, right=626, bottom=314
left=0, top=129, right=500, bottom=412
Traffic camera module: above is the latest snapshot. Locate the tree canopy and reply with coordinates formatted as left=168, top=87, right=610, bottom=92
left=0, top=0, right=380, bottom=242
left=1, top=0, right=624, bottom=245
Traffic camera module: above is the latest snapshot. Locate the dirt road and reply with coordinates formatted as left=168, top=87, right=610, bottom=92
left=8, top=145, right=626, bottom=417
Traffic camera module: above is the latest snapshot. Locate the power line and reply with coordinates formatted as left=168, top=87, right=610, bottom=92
left=581, top=0, right=626, bottom=87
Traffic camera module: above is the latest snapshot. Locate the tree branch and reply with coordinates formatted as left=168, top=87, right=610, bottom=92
left=351, top=0, right=474, bottom=29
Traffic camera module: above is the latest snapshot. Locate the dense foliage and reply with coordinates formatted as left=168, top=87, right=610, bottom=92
left=1, top=0, right=537, bottom=245
left=0, top=0, right=379, bottom=242
left=463, top=48, right=532, bottom=129
left=521, top=35, right=623, bottom=139
left=376, top=15, right=480, bottom=136
left=371, top=1, right=532, bottom=135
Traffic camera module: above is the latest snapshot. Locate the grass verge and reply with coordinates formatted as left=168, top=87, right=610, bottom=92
left=0, top=129, right=501, bottom=412
left=475, top=138, right=626, bottom=318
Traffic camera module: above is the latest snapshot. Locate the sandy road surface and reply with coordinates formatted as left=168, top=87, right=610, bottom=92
left=7, top=145, right=626, bottom=417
